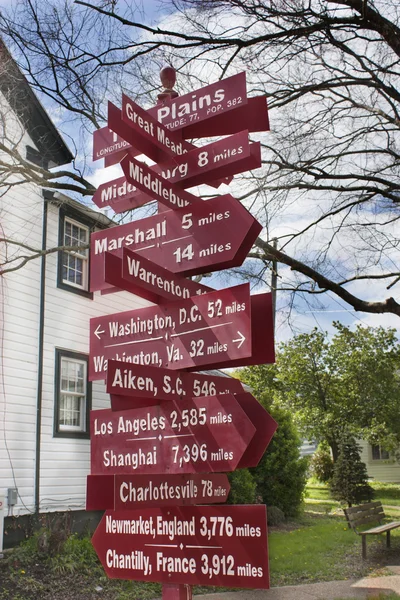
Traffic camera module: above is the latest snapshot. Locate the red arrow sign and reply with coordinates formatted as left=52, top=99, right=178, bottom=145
left=234, top=393, right=278, bottom=468
left=92, top=126, right=132, bottom=162
left=89, top=284, right=251, bottom=381
left=92, top=176, right=153, bottom=214
left=103, top=250, right=212, bottom=304
left=90, top=394, right=255, bottom=475
left=106, top=361, right=244, bottom=409
left=86, top=473, right=230, bottom=510
left=148, top=72, right=248, bottom=133
left=209, top=291, right=275, bottom=369
left=174, top=96, right=270, bottom=139
left=91, top=505, right=269, bottom=589
left=90, top=195, right=262, bottom=292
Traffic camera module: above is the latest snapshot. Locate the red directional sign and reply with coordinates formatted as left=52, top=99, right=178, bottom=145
left=106, top=361, right=244, bottom=409
left=103, top=250, right=212, bottom=304
left=211, top=291, right=275, bottom=369
left=90, top=194, right=262, bottom=292
left=90, top=393, right=255, bottom=475
left=121, top=152, right=200, bottom=210
left=234, top=393, right=278, bottom=468
left=174, top=95, right=270, bottom=139
left=92, top=176, right=153, bottom=214
left=93, top=126, right=132, bottom=163
left=154, top=130, right=257, bottom=189
left=148, top=72, right=248, bottom=133
left=86, top=473, right=230, bottom=510
left=89, top=284, right=251, bottom=381
left=91, top=505, right=269, bottom=589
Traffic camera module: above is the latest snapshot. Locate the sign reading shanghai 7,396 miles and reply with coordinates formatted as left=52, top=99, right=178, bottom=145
left=89, top=283, right=251, bottom=381
left=90, top=393, right=255, bottom=476
left=91, top=505, right=269, bottom=589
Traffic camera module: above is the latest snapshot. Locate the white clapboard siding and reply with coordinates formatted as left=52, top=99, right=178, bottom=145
left=359, top=440, right=400, bottom=483
left=36, top=202, right=149, bottom=513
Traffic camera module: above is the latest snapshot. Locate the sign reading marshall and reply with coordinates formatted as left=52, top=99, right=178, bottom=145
left=90, top=195, right=261, bottom=292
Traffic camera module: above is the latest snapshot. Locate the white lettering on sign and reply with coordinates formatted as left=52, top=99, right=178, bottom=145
left=129, top=161, right=190, bottom=208
left=111, top=368, right=158, bottom=395
left=94, top=220, right=167, bottom=255
left=100, top=180, right=137, bottom=203
left=105, top=549, right=152, bottom=575
left=157, top=89, right=225, bottom=124
left=92, top=351, right=162, bottom=373
left=103, top=447, right=157, bottom=470
left=126, top=255, right=194, bottom=299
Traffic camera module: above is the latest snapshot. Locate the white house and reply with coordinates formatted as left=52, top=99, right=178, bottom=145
left=0, top=41, right=148, bottom=536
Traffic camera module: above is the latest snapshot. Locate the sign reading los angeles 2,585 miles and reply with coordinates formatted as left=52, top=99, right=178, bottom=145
left=92, top=505, right=269, bottom=589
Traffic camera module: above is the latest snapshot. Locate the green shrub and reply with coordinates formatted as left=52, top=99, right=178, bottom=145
left=250, top=403, right=309, bottom=517
left=330, top=434, right=374, bottom=507
left=227, top=468, right=257, bottom=504
left=310, top=441, right=334, bottom=482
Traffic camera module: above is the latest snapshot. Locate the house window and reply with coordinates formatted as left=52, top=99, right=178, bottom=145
left=58, top=209, right=93, bottom=298
left=62, top=218, right=89, bottom=289
left=54, top=350, right=91, bottom=438
left=371, top=445, right=390, bottom=461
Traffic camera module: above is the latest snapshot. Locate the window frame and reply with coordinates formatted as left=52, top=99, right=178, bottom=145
left=371, top=444, right=390, bottom=461
left=57, top=206, right=93, bottom=299
left=54, top=349, right=91, bottom=439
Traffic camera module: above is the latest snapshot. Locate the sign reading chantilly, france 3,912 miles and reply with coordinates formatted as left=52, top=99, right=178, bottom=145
left=92, top=505, right=269, bottom=589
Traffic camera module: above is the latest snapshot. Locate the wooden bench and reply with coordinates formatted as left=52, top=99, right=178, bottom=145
left=344, top=501, right=400, bottom=559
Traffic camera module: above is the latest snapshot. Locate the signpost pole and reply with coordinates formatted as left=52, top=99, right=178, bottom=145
left=162, top=584, right=192, bottom=600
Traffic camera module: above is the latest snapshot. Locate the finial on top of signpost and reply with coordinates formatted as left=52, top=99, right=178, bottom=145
left=158, top=65, right=179, bottom=102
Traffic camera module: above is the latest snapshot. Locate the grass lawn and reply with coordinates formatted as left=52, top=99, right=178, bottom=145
left=268, top=479, right=400, bottom=587
left=2, top=480, right=400, bottom=599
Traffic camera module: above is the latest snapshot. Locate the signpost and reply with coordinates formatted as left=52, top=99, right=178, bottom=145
left=90, top=394, right=255, bottom=475
left=103, top=250, right=212, bottom=305
left=106, top=361, right=244, bottom=409
left=91, top=505, right=269, bottom=588
left=89, top=283, right=251, bottom=380
left=90, top=194, right=262, bottom=292
left=86, top=473, right=231, bottom=510
left=88, top=68, right=276, bottom=597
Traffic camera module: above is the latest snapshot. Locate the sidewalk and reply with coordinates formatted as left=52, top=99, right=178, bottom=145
left=192, top=570, right=400, bottom=600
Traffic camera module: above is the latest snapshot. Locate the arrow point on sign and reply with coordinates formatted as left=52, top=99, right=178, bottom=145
left=233, top=331, right=246, bottom=348
left=95, top=324, right=105, bottom=339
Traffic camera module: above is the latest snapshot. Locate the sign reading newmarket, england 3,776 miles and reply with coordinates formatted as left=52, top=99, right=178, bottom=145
left=88, top=67, right=275, bottom=596
left=92, top=505, right=269, bottom=589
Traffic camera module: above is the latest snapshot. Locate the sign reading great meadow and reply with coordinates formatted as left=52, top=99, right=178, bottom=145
left=89, top=284, right=251, bottom=381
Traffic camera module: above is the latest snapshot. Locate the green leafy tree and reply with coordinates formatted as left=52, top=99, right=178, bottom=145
left=227, top=468, right=257, bottom=505
left=310, top=442, right=334, bottom=483
left=250, top=402, right=308, bottom=517
left=330, top=435, right=374, bottom=507
left=276, top=324, right=400, bottom=460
